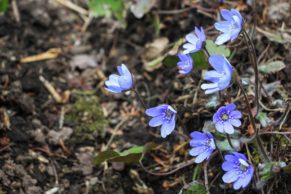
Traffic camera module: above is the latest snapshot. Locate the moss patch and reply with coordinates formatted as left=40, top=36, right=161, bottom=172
left=65, top=91, right=107, bottom=137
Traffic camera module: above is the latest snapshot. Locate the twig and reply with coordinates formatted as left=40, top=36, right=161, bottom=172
left=12, top=0, right=21, bottom=23
left=279, top=102, right=290, bottom=130
left=55, top=0, right=89, bottom=16
left=39, top=76, right=63, bottom=103
left=139, top=158, right=196, bottom=176
left=158, top=7, right=193, bottom=15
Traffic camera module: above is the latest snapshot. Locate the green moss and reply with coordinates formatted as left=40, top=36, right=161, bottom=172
left=65, top=91, right=107, bottom=137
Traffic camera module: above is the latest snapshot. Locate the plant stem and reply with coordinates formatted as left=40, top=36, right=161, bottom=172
left=242, top=29, right=260, bottom=116
left=133, top=88, right=147, bottom=109
left=234, top=70, right=270, bottom=162
left=226, top=134, right=235, bottom=150
left=203, top=162, right=210, bottom=194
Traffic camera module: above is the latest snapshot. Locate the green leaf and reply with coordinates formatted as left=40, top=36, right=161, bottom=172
left=216, top=139, right=240, bottom=151
left=163, top=55, right=179, bottom=68
left=190, top=51, right=209, bottom=70
left=94, top=143, right=157, bottom=165
left=182, top=181, right=206, bottom=194
left=130, top=0, right=156, bottom=19
left=94, top=150, right=119, bottom=165
left=0, top=0, right=9, bottom=13
left=205, top=40, right=230, bottom=57
left=256, top=112, right=271, bottom=127
left=257, top=28, right=291, bottom=44
left=88, top=0, right=125, bottom=25
left=258, top=61, right=286, bottom=74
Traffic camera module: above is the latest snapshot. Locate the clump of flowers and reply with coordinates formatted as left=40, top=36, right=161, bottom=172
left=213, top=103, right=242, bottom=134
left=215, top=9, right=243, bottom=45
left=105, top=64, right=133, bottom=93
left=177, top=53, right=193, bottom=75
left=145, top=105, right=176, bottom=138
left=103, top=7, right=277, bottom=192
left=201, top=55, right=233, bottom=94
left=189, top=132, right=216, bottom=163
left=183, top=27, right=206, bottom=54
left=222, top=152, right=254, bottom=190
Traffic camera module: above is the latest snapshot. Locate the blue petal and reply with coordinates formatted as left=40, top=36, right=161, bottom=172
left=222, top=161, right=236, bottom=171
left=215, top=122, right=224, bottom=133
left=201, top=83, right=218, bottom=90
left=185, top=33, right=198, bottom=45
left=231, top=9, right=243, bottom=26
left=190, top=131, right=207, bottom=140
left=118, top=76, right=132, bottom=90
left=105, top=74, right=120, bottom=86
left=230, top=110, right=242, bottom=119
left=204, top=70, right=221, bottom=82
left=145, top=105, right=167, bottom=117
left=215, top=33, right=231, bottom=45
left=214, top=21, right=231, bottom=33
left=182, top=43, right=198, bottom=54
left=223, top=122, right=234, bottom=134
left=190, top=140, right=207, bottom=147
left=233, top=152, right=247, bottom=161
left=105, top=86, right=122, bottom=93
left=225, top=103, right=236, bottom=111
left=221, top=9, right=233, bottom=21
left=120, top=64, right=131, bottom=77
left=189, top=146, right=206, bottom=156
left=149, top=116, right=164, bottom=127
left=230, top=119, right=241, bottom=127
left=225, top=154, right=237, bottom=162
left=213, top=112, right=220, bottom=123
left=195, top=150, right=212, bottom=163
left=222, top=170, right=239, bottom=183
left=160, top=119, right=175, bottom=138
left=208, top=55, right=226, bottom=72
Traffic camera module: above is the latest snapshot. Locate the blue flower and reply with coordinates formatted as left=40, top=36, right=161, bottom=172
left=213, top=103, right=242, bottom=134
left=201, top=55, right=233, bottom=94
left=183, top=27, right=206, bottom=54
left=105, top=64, right=133, bottom=93
left=177, top=53, right=193, bottom=74
left=189, top=132, right=216, bottom=163
left=222, top=152, right=254, bottom=190
left=145, top=105, right=176, bottom=138
left=214, top=9, right=243, bottom=45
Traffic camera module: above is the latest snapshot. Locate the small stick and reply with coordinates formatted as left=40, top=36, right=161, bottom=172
left=12, top=0, right=21, bottom=23
left=39, top=76, right=63, bottom=103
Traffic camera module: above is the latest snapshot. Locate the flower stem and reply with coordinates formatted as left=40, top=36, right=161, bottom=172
left=203, top=162, right=210, bottom=194
left=242, top=29, right=260, bottom=116
left=226, top=134, right=235, bottom=150
left=133, top=88, right=147, bottom=109
left=234, top=70, right=270, bottom=162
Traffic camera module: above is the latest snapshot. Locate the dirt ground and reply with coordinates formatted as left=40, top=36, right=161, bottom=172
left=0, top=0, right=290, bottom=194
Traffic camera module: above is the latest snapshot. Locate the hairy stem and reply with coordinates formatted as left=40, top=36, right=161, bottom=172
left=242, top=30, right=260, bottom=116
left=133, top=88, right=147, bottom=109
left=204, top=162, right=210, bottom=194
left=234, top=70, right=270, bottom=162
left=226, top=134, right=235, bottom=150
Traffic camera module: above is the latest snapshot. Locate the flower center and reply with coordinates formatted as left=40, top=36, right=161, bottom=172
left=240, top=165, right=247, bottom=171
left=162, top=109, right=174, bottom=121
left=221, top=114, right=229, bottom=121
left=238, top=158, right=249, bottom=171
